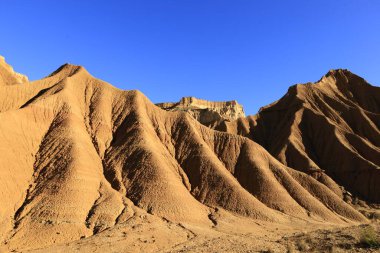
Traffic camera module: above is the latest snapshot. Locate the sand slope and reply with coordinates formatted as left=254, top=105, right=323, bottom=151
left=0, top=59, right=367, bottom=252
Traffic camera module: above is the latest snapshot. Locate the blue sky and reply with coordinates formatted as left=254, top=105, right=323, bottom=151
left=1, top=1, right=379, bottom=115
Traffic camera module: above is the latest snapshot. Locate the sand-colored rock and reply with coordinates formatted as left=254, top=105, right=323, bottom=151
left=157, top=97, right=245, bottom=128
left=0, top=56, right=28, bottom=85
left=220, top=69, right=380, bottom=203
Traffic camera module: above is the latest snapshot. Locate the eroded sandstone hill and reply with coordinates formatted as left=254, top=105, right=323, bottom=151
left=156, top=96, right=245, bottom=128
left=0, top=58, right=367, bottom=252
left=218, top=69, right=380, bottom=203
left=0, top=56, right=28, bottom=86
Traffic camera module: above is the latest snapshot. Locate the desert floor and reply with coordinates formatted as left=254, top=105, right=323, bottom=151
left=6, top=207, right=376, bottom=253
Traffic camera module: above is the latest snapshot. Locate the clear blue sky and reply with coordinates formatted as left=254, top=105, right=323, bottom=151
left=1, top=1, right=379, bottom=114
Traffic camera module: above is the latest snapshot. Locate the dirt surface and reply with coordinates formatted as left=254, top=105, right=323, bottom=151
left=8, top=212, right=379, bottom=253
left=280, top=222, right=380, bottom=253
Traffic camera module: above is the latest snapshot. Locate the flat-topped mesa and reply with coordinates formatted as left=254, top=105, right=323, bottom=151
left=0, top=56, right=28, bottom=85
left=157, top=96, right=245, bottom=127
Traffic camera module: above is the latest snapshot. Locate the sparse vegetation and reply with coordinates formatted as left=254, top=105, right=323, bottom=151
left=359, top=225, right=379, bottom=248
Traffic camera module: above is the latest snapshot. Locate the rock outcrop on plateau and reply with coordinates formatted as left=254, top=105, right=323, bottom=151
left=156, top=97, right=245, bottom=128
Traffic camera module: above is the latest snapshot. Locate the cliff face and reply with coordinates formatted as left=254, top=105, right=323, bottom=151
left=156, top=97, right=245, bottom=127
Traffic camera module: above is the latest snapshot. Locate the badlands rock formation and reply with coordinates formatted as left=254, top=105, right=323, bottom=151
left=156, top=97, right=245, bottom=128
left=0, top=57, right=370, bottom=252
left=0, top=56, right=28, bottom=85
left=220, top=69, right=380, bottom=203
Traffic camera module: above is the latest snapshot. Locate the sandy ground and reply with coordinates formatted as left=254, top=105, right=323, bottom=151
left=3, top=208, right=374, bottom=253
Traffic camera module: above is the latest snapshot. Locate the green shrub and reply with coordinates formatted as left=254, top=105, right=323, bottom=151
left=359, top=226, right=379, bottom=248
